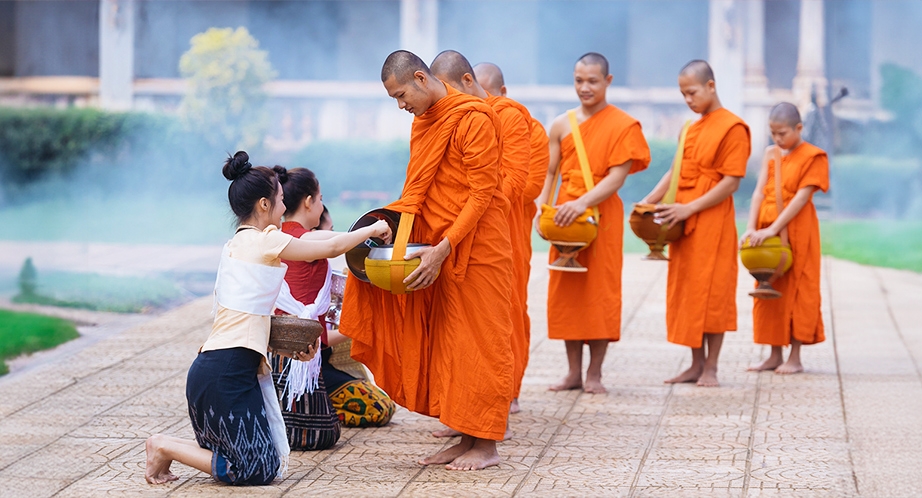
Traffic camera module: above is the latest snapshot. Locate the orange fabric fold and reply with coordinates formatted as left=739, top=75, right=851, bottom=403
left=666, top=108, right=751, bottom=348
left=339, top=84, right=514, bottom=440
left=487, top=95, right=533, bottom=398
left=547, top=105, right=651, bottom=341
left=753, top=141, right=828, bottom=346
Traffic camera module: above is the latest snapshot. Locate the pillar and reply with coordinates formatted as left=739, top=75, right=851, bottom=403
left=99, top=0, right=135, bottom=110
left=708, top=0, right=745, bottom=115
left=400, top=0, right=438, bottom=64
left=793, top=0, right=827, bottom=107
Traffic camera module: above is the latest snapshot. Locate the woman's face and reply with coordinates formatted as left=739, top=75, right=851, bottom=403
left=304, top=185, right=324, bottom=229
left=269, top=181, right=286, bottom=227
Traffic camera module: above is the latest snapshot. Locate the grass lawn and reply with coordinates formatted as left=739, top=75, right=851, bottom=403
left=821, top=219, right=922, bottom=273
left=10, top=271, right=186, bottom=313
left=0, top=309, right=78, bottom=375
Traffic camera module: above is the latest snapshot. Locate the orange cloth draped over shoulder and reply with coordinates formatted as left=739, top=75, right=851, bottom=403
left=666, top=108, right=750, bottom=348
left=487, top=95, right=533, bottom=399
left=339, top=84, right=515, bottom=441
left=753, top=141, right=828, bottom=346
left=547, top=105, right=651, bottom=341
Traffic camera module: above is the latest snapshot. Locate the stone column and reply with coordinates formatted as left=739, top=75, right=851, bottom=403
left=99, top=0, right=135, bottom=110
left=400, top=0, right=438, bottom=64
left=744, top=0, right=768, bottom=91
left=708, top=0, right=745, bottom=115
left=793, top=0, right=827, bottom=107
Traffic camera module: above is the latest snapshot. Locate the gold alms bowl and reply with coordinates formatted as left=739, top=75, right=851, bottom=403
left=364, top=243, right=438, bottom=293
left=740, top=236, right=793, bottom=274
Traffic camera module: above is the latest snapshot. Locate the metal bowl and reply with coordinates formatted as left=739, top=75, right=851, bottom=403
left=367, top=243, right=430, bottom=260
left=344, top=208, right=401, bottom=282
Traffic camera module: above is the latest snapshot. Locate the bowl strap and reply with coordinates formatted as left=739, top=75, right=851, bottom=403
left=390, top=212, right=414, bottom=294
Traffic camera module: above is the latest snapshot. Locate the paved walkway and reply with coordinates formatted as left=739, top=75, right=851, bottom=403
left=1, top=251, right=920, bottom=497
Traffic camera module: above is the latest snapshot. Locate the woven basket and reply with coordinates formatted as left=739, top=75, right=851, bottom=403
left=269, top=315, right=323, bottom=356
left=328, top=338, right=370, bottom=381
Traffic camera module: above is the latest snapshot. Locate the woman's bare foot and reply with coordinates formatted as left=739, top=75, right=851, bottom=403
left=774, top=358, right=804, bottom=375
left=664, top=365, right=703, bottom=384
left=548, top=374, right=582, bottom=391
left=583, top=378, right=608, bottom=394
left=696, top=367, right=719, bottom=387
left=432, top=427, right=462, bottom=438
left=419, top=437, right=473, bottom=465
left=145, top=435, right=179, bottom=484
left=747, top=356, right=783, bottom=371
left=446, top=439, right=501, bottom=471
left=509, top=398, right=520, bottom=414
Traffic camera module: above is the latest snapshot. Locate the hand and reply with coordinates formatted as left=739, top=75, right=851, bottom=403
left=739, top=228, right=756, bottom=249
left=370, top=220, right=393, bottom=244
left=654, top=203, right=693, bottom=229
left=403, top=239, right=450, bottom=291
left=553, top=199, right=589, bottom=227
left=272, top=337, right=320, bottom=362
left=746, top=227, right=778, bottom=248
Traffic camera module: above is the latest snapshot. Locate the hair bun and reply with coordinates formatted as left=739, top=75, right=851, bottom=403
left=223, top=151, right=252, bottom=181
left=273, top=165, right=289, bottom=185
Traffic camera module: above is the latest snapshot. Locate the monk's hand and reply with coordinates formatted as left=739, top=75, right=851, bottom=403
left=739, top=229, right=756, bottom=249
left=747, top=227, right=777, bottom=248
left=403, top=239, right=450, bottom=291
left=654, top=203, right=693, bottom=229
left=554, top=199, right=589, bottom=227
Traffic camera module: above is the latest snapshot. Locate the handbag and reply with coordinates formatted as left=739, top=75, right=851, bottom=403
left=538, top=110, right=599, bottom=244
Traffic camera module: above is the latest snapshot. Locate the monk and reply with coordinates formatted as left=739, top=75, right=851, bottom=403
left=536, top=52, right=651, bottom=394
left=339, top=50, right=514, bottom=471
left=641, top=60, right=750, bottom=387
left=742, top=103, right=827, bottom=374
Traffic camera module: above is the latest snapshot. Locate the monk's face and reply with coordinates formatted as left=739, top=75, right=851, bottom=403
left=769, top=121, right=804, bottom=150
left=678, top=74, right=716, bottom=114
left=384, top=72, right=433, bottom=117
left=573, top=62, right=612, bottom=106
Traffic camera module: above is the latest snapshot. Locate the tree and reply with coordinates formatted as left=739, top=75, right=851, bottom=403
left=179, top=27, right=277, bottom=151
left=18, top=258, right=37, bottom=297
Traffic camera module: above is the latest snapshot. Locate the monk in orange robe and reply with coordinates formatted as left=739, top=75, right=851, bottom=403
left=742, top=103, right=827, bottom=374
left=642, top=60, right=750, bottom=387
left=339, top=50, right=514, bottom=471
left=536, top=52, right=651, bottom=394
left=430, top=52, right=530, bottom=422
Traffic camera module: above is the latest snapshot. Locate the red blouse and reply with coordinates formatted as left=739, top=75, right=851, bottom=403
left=277, top=221, right=329, bottom=340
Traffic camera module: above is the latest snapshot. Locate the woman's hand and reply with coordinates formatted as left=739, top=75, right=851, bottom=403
left=273, top=337, right=321, bottom=362
left=553, top=199, right=590, bottom=227
left=654, top=203, right=693, bottom=229
left=370, top=220, right=393, bottom=244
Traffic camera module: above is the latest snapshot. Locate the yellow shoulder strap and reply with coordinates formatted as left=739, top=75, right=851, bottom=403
left=567, top=110, right=601, bottom=222
left=390, top=212, right=414, bottom=294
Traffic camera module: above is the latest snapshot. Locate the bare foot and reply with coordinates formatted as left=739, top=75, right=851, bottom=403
left=145, top=435, right=179, bottom=484
left=509, top=398, right=520, bottom=414
left=747, top=357, right=783, bottom=371
left=446, top=440, right=501, bottom=471
left=583, top=379, right=608, bottom=394
left=774, top=359, right=804, bottom=375
left=664, top=365, right=703, bottom=384
left=548, top=375, right=582, bottom=391
left=696, top=367, right=719, bottom=387
left=432, top=427, right=462, bottom=438
left=503, top=428, right=512, bottom=441
left=419, top=437, right=473, bottom=465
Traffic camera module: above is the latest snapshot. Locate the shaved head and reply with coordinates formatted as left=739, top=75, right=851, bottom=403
left=473, top=62, right=504, bottom=96
left=576, top=52, right=609, bottom=77
left=381, top=50, right=431, bottom=84
left=679, top=59, right=715, bottom=84
left=769, top=102, right=802, bottom=127
left=430, top=50, right=476, bottom=86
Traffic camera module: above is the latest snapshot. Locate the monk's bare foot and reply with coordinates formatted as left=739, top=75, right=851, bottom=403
left=583, top=378, right=608, bottom=394
left=774, top=359, right=804, bottom=375
left=696, top=367, right=719, bottom=387
left=503, top=428, right=513, bottom=441
left=446, top=440, right=501, bottom=471
left=432, top=427, right=462, bottom=438
left=664, top=365, right=702, bottom=384
left=548, top=375, right=582, bottom=391
left=419, top=438, right=473, bottom=465
left=509, top=398, right=520, bottom=414
left=145, top=435, right=179, bottom=484
left=747, top=357, right=783, bottom=371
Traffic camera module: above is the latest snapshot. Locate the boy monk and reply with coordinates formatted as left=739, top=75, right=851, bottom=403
left=641, top=60, right=750, bottom=387
left=431, top=52, right=531, bottom=418
left=742, top=102, right=827, bottom=374
left=536, top=52, right=651, bottom=394
left=339, top=50, right=514, bottom=471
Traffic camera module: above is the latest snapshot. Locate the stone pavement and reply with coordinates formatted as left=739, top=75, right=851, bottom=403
left=1, top=253, right=921, bottom=497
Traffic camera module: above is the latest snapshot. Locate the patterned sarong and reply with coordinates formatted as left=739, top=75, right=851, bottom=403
left=270, top=354, right=341, bottom=451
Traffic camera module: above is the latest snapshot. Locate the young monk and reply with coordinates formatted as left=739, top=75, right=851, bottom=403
left=536, top=52, right=651, bottom=394
left=339, top=50, right=514, bottom=471
left=641, top=60, right=750, bottom=387
left=742, top=102, right=828, bottom=374
left=429, top=52, right=530, bottom=427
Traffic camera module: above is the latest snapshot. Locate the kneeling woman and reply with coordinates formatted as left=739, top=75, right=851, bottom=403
left=144, top=151, right=390, bottom=485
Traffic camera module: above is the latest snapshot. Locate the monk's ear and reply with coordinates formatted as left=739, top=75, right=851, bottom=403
left=500, top=85, right=507, bottom=97
left=707, top=79, right=716, bottom=93
left=795, top=122, right=804, bottom=134
left=605, top=74, right=613, bottom=86
left=461, top=73, right=475, bottom=88
left=414, top=70, right=428, bottom=86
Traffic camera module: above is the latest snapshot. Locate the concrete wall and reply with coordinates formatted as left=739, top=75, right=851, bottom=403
left=12, top=0, right=98, bottom=77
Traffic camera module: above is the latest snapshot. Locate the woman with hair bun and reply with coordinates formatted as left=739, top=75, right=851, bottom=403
left=144, top=151, right=391, bottom=486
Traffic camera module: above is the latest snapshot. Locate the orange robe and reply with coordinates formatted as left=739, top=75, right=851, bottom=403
left=666, top=108, right=750, bottom=347
left=753, top=141, right=828, bottom=346
left=547, top=105, right=651, bottom=341
left=339, top=84, right=514, bottom=441
left=487, top=95, right=532, bottom=400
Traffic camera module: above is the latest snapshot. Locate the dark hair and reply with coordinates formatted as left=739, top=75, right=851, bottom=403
left=281, top=167, right=320, bottom=217
left=222, top=151, right=287, bottom=225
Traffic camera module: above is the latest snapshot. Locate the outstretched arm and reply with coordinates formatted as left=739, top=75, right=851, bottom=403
left=280, top=221, right=391, bottom=262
